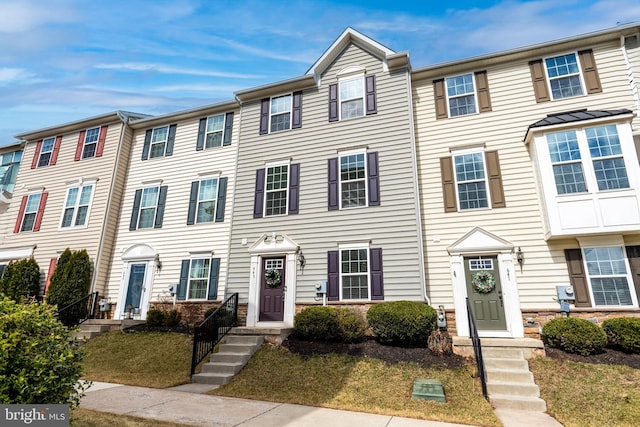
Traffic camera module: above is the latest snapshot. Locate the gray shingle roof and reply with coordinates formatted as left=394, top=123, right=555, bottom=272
left=528, top=109, right=633, bottom=129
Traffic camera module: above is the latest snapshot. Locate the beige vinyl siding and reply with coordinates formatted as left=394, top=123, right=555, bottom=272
left=3, top=120, right=126, bottom=293
left=227, top=43, right=424, bottom=303
left=413, top=39, right=640, bottom=310
left=104, top=111, right=239, bottom=303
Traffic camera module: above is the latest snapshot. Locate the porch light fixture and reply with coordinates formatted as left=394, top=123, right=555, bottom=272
left=298, top=250, right=306, bottom=273
left=155, top=255, right=162, bottom=272
left=516, top=247, right=524, bottom=271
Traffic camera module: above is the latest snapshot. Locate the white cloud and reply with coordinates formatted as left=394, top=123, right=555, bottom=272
left=0, top=0, right=77, bottom=33
left=94, top=62, right=263, bottom=79
left=0, top=68, right=44, bottom=86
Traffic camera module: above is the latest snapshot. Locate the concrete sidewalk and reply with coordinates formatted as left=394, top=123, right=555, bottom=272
left=80, top=382, right=476, bottom=427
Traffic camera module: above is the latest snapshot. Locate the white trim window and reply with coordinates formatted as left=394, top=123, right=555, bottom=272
left=205, top=114, right=225, bottom=148
left=446, top=73, right=477, bottom=117
left=339, top=75, right=365, bottom=120
left=188, top=258, right=211, bottom=300
left=196, top=177, right=219, bottom=223
left=82, top=127, right=101, bottom=159
left=150, top=126, right=169, bottom=158
left=340, top=150, right=367, bottom=208
left=270, top=94, right=292, bottom=132
left=546, top=124, right=629, bottom=195
left=340, top=243, right=370, bottom=300
left=452, top=148, right=489, bottom=210
left=38, top=137, right=55, bottom=167
left=138, top=187, right=159, bottom=228
left=265, top=163, right=289, bottom=216
left=21, top=193, right=41, bottom=232
left=61, top=183, right=94, bottom=228
left=544, top=52, right=584, bottom=100
left=0, top=149, right=22, bottom=193
left=584, top=246, right=634, bottom=306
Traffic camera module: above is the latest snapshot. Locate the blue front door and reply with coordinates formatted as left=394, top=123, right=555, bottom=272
left=125, top=263, right=146, bottom=314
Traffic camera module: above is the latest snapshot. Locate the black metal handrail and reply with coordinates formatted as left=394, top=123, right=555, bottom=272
left=190, top=293, right=238, bottom=376
left=56, top=291, right=99, bottom=327
left=466, top=297, right=488, bottom=399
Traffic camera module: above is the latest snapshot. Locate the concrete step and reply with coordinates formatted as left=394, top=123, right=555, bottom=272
left=192, top=334, right=264, bottom=386
left=482, top=347, right=524, bottom=359
left=224, top=335, right=265, bottom=346
left=217, top=343, right=260, bottom=355
left=78, top=324, right=111, bottom=333
left=485, top=368, right=534, bottom=383
left=210, top=352, right=251, bottom=365
left=191, top=372, right=232, bottom=385
left=484, top=357, right=529, bottom=371
left=201, top=361, right=244, bottom=375
left=490, top=394, right=548, bottom=412
left=486, top=381, right=540, bottom=398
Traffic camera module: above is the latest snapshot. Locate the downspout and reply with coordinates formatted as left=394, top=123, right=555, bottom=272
left=404, top=68, right=430, bottom=305
left=619, top=34, right=640, bottom=117
left=90, top=112, right=129, bottom=295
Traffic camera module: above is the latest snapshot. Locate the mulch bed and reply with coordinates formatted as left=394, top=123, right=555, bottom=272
left=544, top=346, right=640, bottom=369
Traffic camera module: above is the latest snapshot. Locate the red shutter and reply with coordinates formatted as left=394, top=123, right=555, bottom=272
left=31, top=140, right=43, bottom=169
left=49, top=136, right=62, bottom=166
left=96, top=125, right=108, bottom=157
left=44, top=258, right=58, bottom=294
left=75, top=130, right=86, bottom=161
left=33, top=192, right=48, bottom=232
left=13, top=195, right=28, bottom=233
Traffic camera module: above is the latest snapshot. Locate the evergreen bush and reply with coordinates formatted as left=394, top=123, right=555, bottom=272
left=146, top=309, right=165, bottom=327
left=0, top=297, right=87, bottom=406
left=366, top=301, right=437, bottom=346
left=0, top=258, right=40, bottom=302
left=163, top=309, right=182, bottom=327
left=293, top=306, right=339, bottom=341
left=335, top=307, right=367, bottom=343
left=45, top=249, right=92, bottom=309
left=542, top=317, right=607, bottom=356
left=602, top=317, right=640, bottom=354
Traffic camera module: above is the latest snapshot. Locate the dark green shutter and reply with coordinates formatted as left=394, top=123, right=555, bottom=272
left=223, top=112, right=234, bottom=146
left=129, top=189, right=142, bottom=230
left=208, top=258, right=220, bottom=300
left=154, top=185, right=168, bottom=228
left=187, top=181, right=199, bottom=225
left=178, top=260, right=189, bottom=300
left=196, top=118, right=206, bottom=151
left=165, top=124, right=176, bottom=156
left=142, top=129, right=152, bottom=160
left=215, top=177, right=227, bottom=222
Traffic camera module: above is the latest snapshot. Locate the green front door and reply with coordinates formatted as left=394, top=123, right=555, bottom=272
left=464, top=255, right=507, bottom=331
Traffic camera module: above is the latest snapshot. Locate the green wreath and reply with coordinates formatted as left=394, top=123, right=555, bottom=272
left=471, top=271, right=496, bottom=294
left=265, top=268, right=282, bottom=288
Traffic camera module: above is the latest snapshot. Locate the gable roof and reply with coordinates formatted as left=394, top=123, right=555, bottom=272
left=524, top=108, right=634, bottom=142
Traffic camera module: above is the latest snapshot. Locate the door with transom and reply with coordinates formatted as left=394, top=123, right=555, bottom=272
left=464, top=255, right=507, bottom=331
left=259, top=257, right=285, bottom=321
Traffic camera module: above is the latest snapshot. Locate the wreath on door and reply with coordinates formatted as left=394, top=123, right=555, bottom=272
left=471, top=271, right=496, bottom=294
left=265, top=268, right=282, bottom=288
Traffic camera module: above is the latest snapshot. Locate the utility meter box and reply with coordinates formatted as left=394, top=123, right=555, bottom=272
left=168, top=284, right=177, bottom=295
left=315, top=280, right=327, bottom=294
left=556, top=285, right=575, bottom=301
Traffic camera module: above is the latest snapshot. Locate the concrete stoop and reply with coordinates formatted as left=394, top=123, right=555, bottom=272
left=482, top=346, right=547, bottom=412
left=71, top=319, right=125, bottom=343
left=191, top=335, right=264, bottom=386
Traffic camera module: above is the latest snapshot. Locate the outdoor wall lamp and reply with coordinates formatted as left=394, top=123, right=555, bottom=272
left=155, top=256, right=162, bottom=272
left=516, top=247, right=524, bottom=271
left=298, top=250, right=306, bottom=273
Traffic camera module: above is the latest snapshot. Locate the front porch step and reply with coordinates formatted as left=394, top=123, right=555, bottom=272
left=191, top=334, right=264, bottom=386
left=489, top=394, right=548, bottom=412
left=230, top=327, right=293, bottom=344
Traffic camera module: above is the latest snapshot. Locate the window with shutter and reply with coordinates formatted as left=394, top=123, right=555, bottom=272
left=329, top=74, right=377, bottom=121
left=187, top=176, right=227, bottom=224
left=531, top=50, right=601, bottom=102
left=130, top=185, right=168, bottom=230
left=329, top=151, right=380, bottom=210
left=16, top=192, right=47, bottom=232
left=179, top=257, right=221, bottom=300
left=329, top=244, right=384, bottom=301
left=254, top=163, right=300, bottom=217
left=434, top=71, right=491, bottom=119
left=143, top=125, right=176, bottom=159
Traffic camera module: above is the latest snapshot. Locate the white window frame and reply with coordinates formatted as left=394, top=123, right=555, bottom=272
left=339, top=242, right=371, bottom=301
left=339, top=149, right=368, bottom=209
left=20, top=192, right=42, bottom=232
left=82, top=127, right=101, bottom=159
left=38, top=137, right=55, bottom=167
left=445, top=73, right=478, bottom=117
left=149, top=126, right=169, bottom=158
left=59, top=181, right=95, bottom=229
left=269, top=94, right=292, bottom=133
left=543, top=51, right=586, bottom=100
left=187, top=257, right=211, bottom=300
left=0, top=149, right=23, bottom=193
left=451, top=147, right=491, bottom=211
left=544, top=124, right=631, bottom=196
left=338, top=74, right=365, bottom=121
left=264, top=161, right=290, bottom=217
left=205, top=114, right=225, bottom=149
left=196, top=175, right=220, bottom=223
left=137, top=186, right=160, bottom=229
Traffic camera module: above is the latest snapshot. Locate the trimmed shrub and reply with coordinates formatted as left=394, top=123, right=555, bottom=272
left=602, top=317, right=640, bottom=354
left=542, top=317, right=607, bottom=356
left=366, top=301, right=437, bottom=346
left=146, top=309, right=165, bottom=327
left=0, top=258, right=41, bottom=302
left=46, top=249, right=92, bottom=309
left=336, top=308, right=367, bottom=343
left=294, top=306, right=339, bottom=341
left=0, top=297, right=87, bottom=406
left=164, top=309, right=182, bottom=327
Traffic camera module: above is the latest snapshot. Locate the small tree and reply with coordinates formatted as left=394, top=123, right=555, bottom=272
left=46, top=249, right=92, bottom=309
left=0, top=297, right=88, bottom=405
left=0, top=258, right=40, bottom=302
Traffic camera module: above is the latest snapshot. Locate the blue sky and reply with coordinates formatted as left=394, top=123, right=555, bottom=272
left=1, top=0, right=639, bottom=146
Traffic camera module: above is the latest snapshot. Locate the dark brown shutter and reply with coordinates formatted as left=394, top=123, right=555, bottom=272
left=253, top=169, right=265, bottom=218
left=564, top=249, right=591, bottom=307
left=365, top=75, right=377, bottom=115
left=31, top=140, right=42, bottom=169
left=328, top=83, right=338, bottom=122
left=634, top=135, right=640, bottom=165
left=223, top=112, right=234, bottom=146
left=474, top=71, right=492, bottom=112
left=327, top=251, right=340, bottom=301
left=215, top=177, right=227, bottom=222
left=328, top=158, right=339, bottom=210
left=625, top=246, right=640, bottom=304
left=433, top=79, right=448, bottom=119
left=96, top=125, right=108, bottom=157
left=142, top=129, right=152, bottom=160
left=187, top=181, right=199, bottom=225
left=288, top=163, right=300, bottom=215
left=178, top=260, right=189, bottom=300
left=50, top=136, right=62, bottom=166
left=292, top=91, right=302, bottom=129
left=440, top=157, right=457, bottom=212
left=165, top=124, right=176, bottom=156
left=367, top=152, right=380, bottom=206
left=485, top=150, right=506, bottom=208
left=578, top=49, right=602, bottom=94
left=370, top=248, right=384, bottom=300
left=529, top=59, right=550, bottom=103
left=154, top=185, right=168, bottom=228
left=13, top=195, right=28, bottom=233
left=129, top=189, right=142, bottom=230
left=259, top=98, right=269, bottom=134
left=33, top=191, right=47, bottom=231
left=75, top=131, right=86, bottom=161
left=196, top=118, right=206, bottom=151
